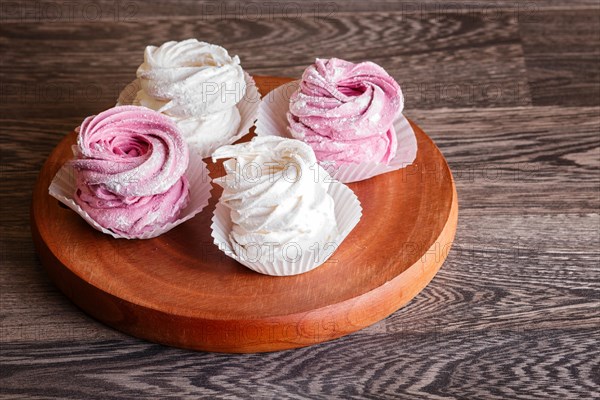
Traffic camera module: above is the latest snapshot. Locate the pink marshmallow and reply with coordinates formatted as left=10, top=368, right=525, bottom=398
left=287, top=58, right=403, bottom=165
left=71, top=105, right=190, bottom=237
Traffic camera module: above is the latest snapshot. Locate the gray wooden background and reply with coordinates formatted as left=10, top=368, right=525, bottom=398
left=1, top=1, right=599, bottom=398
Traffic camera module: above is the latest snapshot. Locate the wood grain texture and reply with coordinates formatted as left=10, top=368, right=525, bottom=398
left=520, top=10, right=600, bottom=106
left=411, top=106, right=600, bottom=214
left=2, top=330, right=599, bottom=399
left=1, top=0, right=599, bottom=397
left=2, top=0, right=598, bottom=23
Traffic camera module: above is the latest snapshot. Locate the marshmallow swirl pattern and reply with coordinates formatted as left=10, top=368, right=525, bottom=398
left=287, top=58, right=403, bottom=165
left=132, top=39, right=247, bottom=156
left=71, top=105, right=190, bottom=237
left=213, top=136, right=338, bottom=262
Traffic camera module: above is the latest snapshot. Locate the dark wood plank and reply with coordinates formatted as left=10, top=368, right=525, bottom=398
left=1, top=330, right=598, bottom=399
left=411, top=106, right=600, bottom=214
left=1, top=11, right=531, bottom=117
left=520, top=10, right=600, bottom=106
left=1, top=0, right=598, bottom=23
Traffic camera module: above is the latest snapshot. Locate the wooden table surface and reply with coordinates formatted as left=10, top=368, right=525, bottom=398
left=1, top=1, right=599, bottom=398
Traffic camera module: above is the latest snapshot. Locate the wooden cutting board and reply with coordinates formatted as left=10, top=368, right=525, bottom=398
left=31, top=76, right=458, bottom=353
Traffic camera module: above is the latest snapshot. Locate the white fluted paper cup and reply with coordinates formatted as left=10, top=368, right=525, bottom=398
left=210, top=181, right=362, bottom=276
left=118, top=72, right=260, bottom=158
left=49, top=155, right=212, bottom=240
left=255, top=80, right=418, bottom=183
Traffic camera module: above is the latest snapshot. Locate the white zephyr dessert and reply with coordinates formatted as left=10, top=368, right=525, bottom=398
left=211, top=136, right=362, bottom=276
left=118, top=39, right=258, bottom=158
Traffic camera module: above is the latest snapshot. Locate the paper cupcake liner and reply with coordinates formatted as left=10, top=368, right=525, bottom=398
left=117, top=72, right=260, bottom=159
left=211, top=181, right=362, bottom=276
left=255, top=80, right=418, bottom=183
left=49, top=155, right=212, bottom=240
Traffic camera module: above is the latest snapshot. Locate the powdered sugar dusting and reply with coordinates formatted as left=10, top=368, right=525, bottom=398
left=70, top=105, right=191, bottom=237
left=287, top=57, right=403, bottom=166
left=118, top=39, right=249, bottom=157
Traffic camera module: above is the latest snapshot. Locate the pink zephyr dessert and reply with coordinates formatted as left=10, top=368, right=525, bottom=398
left=287, top=58, right=404, bottom=166
left=70, top=105, right=190, bottom=237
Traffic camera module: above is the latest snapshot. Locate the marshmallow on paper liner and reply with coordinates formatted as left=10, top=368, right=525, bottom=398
left=255, top=80, right=418, bottom=184
left=210, top=136, right=362, bottom=276
left=117, top=39, right=260, bottom=158
left=49, top=157, right=212, bottom=240
left=49, top=106, right=212, bottom=240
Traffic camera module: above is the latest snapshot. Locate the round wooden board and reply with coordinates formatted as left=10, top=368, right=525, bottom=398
left=31, top=76, right=458, bottom=353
